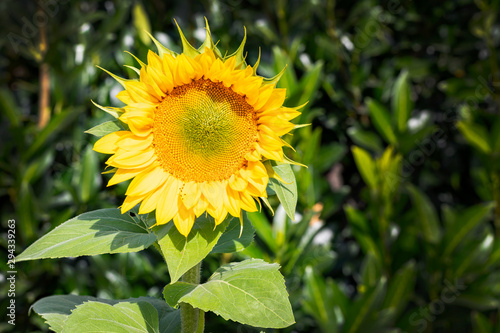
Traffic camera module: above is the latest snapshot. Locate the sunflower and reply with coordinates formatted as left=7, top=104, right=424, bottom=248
left=93, top=20, right=302, bottom=236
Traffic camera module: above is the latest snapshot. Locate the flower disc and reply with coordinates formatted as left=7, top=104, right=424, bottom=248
left=154, top=79, right=258, bottom=182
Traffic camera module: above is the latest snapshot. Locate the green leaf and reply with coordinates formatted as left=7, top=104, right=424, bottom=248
left=347, top=127, right=383, bottom=152
left=85, top=120, right=124, bottom=137
left=272, top=46, right=297, bottom=93
left=490, top=117, right=500, bottom=153
left=472, top=312, right=493, bottom=333
left=22, top=108, right=82, bottom=161
left=270, top=162, right=298, bottom=221
left=132, top=3, right=151, bottom=46
left=211, top=213, right=255, bottom=253
left=153, top=215, right=227, bottom=283
left=360, top=253, right=382, bottom=288
left=328, top=278, right=350, bottom=320
left=381, top=261, right=417, bottom=317
left=246, top=211, right=277, bottom=253
left=442, top=202, right=495, bottom=257
left=163, top=259, right=294, bottom=328
left=303, top=266, right=338, bottom=333
left=295, top=61, right=323, bottom=106
left=457, top=121, right=492, bottom=154
left=62, top=301, right=159, bottom=333
left=0, top=88, right=21, bottom=127
left=31, top=295, right=180, bottom=333
left=366, top=98, right=397, bottom=145
left=456, top=294, right=499, bottom=311
left=17, top=209, right=155, bottom=261
left=345, top=205, right=383, bottom=265
left=392, top=70, right=413, bottom=133
left=452, top=229, right=494, bottom=277
left=78, top=145, right=99, bottom=203
left=343, top=278, right=387, bottom=333
left=406, top=184, right=442, bottom=243
left=351, top=146, right=378, bottom=188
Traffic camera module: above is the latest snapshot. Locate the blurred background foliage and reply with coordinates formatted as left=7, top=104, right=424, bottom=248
left=1, top=0, right=500, bottom=332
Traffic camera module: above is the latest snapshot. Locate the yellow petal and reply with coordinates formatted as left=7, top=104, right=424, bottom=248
left=246, top=176, right=268, bottom=197
left=259, top=107, right=301, bottom=121
left=180, top=181, right=201, bottom=210
left=175, top=54, right=195, bottom=85
left=229, top=174, right=247, bottom=191
left=116, top=133, right=153, bottom=151
left=116, top=90, right=133, bottom=105
left=259, top=88, right=286, bottom=111
left=258, top=132, right=284, bottom=150
left=139, top=182, right=167, bottom=214
left=128, top=121, right=153, bottom=137
left=223, top=186, right=241, bottom=217
left=193, top=195, right=209, bottom=217
left=108, top=166, right=149, bottom=186
left=140, top=66, right=165, bottom=99
left=124, top=81, right=159, bottom=104
left=173, top=200, right=196, bottom=237
left=147, top=50, right=164, bottom=73
left=201, top=181, right=223, bottom=208
left=239, top=191, right=258, bottom=212
left=246, top=161, right=268, bottom=178
left=156, top=177, right=180, bottom=225
left=120, top=194, right=145, bottom=213
left=255, top=144, right=283, bottom=161
left=107, top=149, right=155, bottom=168
left=94, top=131, right=128, bottom=154
left=126, top=165, right=168, bottom=197
left=254, top=84, right=274, bottom=110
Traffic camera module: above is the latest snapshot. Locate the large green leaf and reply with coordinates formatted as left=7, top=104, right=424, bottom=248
left=163, top=259, right=294, bottom=328
left=407, top=184, right=441, bottom=243
left=366, top=98, right=397, bottom=145
left=392, top=70, right=413, bottom=133
left=154, top=215, right=227, bottom=283
left=211, top=213, right=255, bottom=253
left=30, top=295, right=180, bottom=333
left=62, top=301, right=159, bottom=333
left=17, top=209, right=156, bottom=261
left=270, top=162, right=298, bottom=221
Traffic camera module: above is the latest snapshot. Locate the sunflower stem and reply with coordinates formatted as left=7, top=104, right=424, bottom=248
left=180, top=262, right=204, bottom=333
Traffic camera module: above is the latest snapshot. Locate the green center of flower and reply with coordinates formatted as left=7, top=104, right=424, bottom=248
left=153, top=79, right=258, bottom=182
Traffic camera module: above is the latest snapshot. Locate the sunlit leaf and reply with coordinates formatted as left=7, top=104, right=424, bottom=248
left=163, top=259, right=294, bottom=328
left=154, top=215, right=227, bottom=283
left=17, top=209, right=155, bottom=261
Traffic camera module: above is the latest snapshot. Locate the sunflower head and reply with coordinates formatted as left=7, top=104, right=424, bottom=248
left=93, top=19, right=303, bottom=236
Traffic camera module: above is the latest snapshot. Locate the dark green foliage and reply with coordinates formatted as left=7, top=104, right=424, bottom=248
left=1, top=0, right=500, bottom=332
